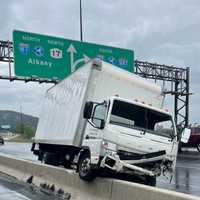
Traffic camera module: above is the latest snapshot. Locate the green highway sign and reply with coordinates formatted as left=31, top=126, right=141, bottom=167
left=13, top=30, right=134, bottom=79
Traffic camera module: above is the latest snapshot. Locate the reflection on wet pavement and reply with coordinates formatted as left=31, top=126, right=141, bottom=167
left=158, top=151, right=200, bottom=196
left=0, top=184, right=30, bottom=200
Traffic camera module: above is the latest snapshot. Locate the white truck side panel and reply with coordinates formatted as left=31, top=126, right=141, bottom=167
left=35, top=63, right=92, bottom=145
left=35, top=60, right=163, bottom=146
left=88, top=62, right=163, bottom=108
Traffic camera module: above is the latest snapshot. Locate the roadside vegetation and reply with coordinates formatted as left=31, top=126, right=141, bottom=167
left=0, top=110, right=38, bottom=142
left=10, top=123, right=35, bottom=142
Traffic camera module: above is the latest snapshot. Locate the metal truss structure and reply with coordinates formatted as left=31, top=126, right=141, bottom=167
left=0, top=40, right=190, bottom=129
left=0, top=40, right=13, bottom=62
left=135, top=60, right=190, bottom=130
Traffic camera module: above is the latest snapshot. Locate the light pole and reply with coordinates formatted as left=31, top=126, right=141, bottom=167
left=80, top=0, right=83, bottom=41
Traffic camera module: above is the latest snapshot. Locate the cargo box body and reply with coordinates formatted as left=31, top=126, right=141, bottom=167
left=35, top=60, right=163, bottom=147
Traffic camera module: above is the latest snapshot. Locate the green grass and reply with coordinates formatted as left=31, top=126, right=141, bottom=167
left=8, top=135, right=32, bottom=143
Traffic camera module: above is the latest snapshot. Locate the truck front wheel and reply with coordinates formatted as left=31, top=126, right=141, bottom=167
left=78, top=153, right=95, bottom=181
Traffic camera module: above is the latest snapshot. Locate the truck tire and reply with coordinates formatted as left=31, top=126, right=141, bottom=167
left=63, top=160, right=72, bottom=169
left=197, top=141, right=200, bottom=152
left=145, top=175, right=156, bottom=186
left=78, top=153, right=95, bottom=181
left=43, top=152, right=59, bottom=166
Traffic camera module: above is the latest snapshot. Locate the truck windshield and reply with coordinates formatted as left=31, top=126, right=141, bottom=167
left=110, top=100, right=174, bottom=138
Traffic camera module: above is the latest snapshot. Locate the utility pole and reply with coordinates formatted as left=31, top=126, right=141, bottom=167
left=80, top=0, right=83, bottom=41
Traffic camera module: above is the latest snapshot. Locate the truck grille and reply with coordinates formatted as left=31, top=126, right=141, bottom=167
left=117, top=150, right=166, bottom=160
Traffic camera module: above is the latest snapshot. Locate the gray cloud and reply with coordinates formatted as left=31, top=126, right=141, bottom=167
left=0, top=0, right=199, bottom=123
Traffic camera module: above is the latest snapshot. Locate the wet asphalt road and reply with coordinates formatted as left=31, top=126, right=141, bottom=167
left=158, top=151, right=200, bottom=196
left=0, top=142, right=200, bottom=198
left=0, top=171, right=71, bottom=200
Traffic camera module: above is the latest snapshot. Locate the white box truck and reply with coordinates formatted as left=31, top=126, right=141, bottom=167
left=32, top=59, right=190, bottom=186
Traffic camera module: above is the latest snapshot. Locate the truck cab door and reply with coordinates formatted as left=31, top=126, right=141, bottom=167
left=84, top=101, right=108, bottom=139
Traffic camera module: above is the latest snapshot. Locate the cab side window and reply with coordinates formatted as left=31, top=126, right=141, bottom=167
left=92, top=104, right=107, bottom=128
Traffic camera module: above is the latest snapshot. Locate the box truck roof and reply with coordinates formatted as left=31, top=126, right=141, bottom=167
left=47, top=59, right=161, bottom=95
left=100, top=62, right=161, bottom=94
left=35, top=60, right=165, bottom=146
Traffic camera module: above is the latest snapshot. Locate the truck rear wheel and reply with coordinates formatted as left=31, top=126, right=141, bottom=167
left=43, top=152, right=59, bottom=166
left=78, top=153, right=95, bottom=181
left=63, top=160, right=72, bottom=169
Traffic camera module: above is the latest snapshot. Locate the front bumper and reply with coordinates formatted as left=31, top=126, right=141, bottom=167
left=100, top=150, right=173, bottom=177
left=101, top=154, right=156, bottom=176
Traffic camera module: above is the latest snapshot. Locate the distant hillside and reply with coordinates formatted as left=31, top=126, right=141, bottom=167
left=0, top=110, right=38, bottom=132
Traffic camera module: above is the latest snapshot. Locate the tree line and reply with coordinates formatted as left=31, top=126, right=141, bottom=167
left=14, top=123, right=35, bottom=139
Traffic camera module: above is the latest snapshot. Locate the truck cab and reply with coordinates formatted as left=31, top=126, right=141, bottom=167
left=80, top=96, right=178, bottom=185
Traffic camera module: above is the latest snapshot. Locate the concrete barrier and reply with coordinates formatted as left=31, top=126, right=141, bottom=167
left=0, top=154, right=199, bottom=200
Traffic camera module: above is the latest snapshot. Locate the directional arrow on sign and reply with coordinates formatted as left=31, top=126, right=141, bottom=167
left=83, top=54, right=90, bottom=62
left=67, top=44, right=91, bottom=73
left=67, top=44, right=77, bottom=72
left=72, top=54, right=90, bottom=72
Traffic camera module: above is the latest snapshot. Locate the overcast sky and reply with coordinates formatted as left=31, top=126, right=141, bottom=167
left=0, top=0, right=199, bottom=124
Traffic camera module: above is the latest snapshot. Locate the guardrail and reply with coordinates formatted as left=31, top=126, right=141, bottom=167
left=0, top=154, right=199, bottom=200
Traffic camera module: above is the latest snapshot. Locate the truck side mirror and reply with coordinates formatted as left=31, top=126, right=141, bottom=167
left=91, top=117, right=105, bottom=129
left=181, top=128, right=191, bottom=143
left=83, top=101, right=93, bottom=119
